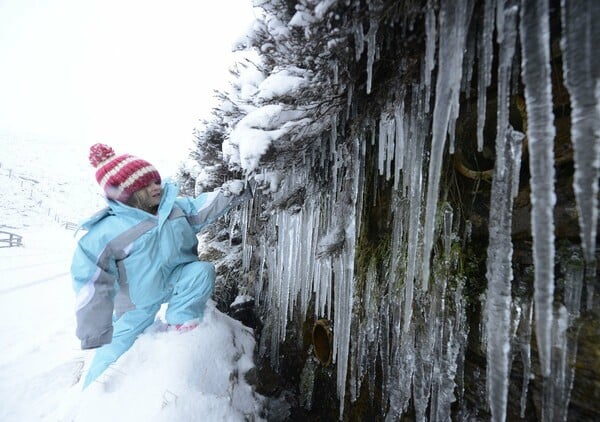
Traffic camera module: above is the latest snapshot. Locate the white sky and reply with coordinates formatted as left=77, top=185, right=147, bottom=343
left=0, top=0, right=256, bottom=176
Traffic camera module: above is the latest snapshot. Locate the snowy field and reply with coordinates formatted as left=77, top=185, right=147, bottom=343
left=0, top=225, right=83, bottom=421
left=0, top=134, right=264, bottom=421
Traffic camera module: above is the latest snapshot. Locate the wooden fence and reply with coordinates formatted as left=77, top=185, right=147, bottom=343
left=63, top=222, right=79, bottom=231
left=0, top=230, right=23, bottom=248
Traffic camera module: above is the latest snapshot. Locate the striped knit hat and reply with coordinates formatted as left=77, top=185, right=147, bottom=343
left=89, top=143, right=161, bottom=202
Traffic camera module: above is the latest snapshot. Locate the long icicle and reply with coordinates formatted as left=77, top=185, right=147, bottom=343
left=519, top=0, right=556, bottom=379
left=560, top=0, right=600, bottom=266
left=422, top=0, right=473, bottom=291
left=485, top=2, right=521, bottom=421
left=477, top=0, right=496, bottom=151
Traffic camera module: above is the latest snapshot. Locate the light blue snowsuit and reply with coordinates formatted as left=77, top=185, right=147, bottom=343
left=71, top=182, right=250, bottom=387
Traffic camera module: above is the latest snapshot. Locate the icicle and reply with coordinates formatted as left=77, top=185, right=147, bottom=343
left=443, top=203, right=454, bottom=263
left=370, top=120, right=376, bottom=145
left=378, top=114, right=387, bottom=175
left=349, top=318, right=360, bottom=403
left=519, top=0, right=556, bottom=378
left=485, top=129, right=520, bottom=422
left=364, top=0, right=384, bottom=95
left=354, top=22, right=364, bottom=62
left=422, top=0, right=473, bottom=291
left=256, top=242, right=266, bottom=301
left=331, top=114, right=338, bottom=159
left=413, top=318, right=435, bottom=421
left=496, top=0, right=505, bottom=44
left=477, top=0, right=496, bottom=151
left=378, top=294, right=391, bottom=408
left=346, top=83, right=354, bottom=120
left=402, top=114, right=425, bottom=333
left=494, top=2, right=519, bottom=180
left=518, top=299, right=533, bottom=418
left=541, top=249, right=584, bottom=421
left=332, top=60, right=339, bottom=86
left=510, top=129, right=524, bottom=199
left=560, top=0, right=600, bottom=265
left=388, top=324, right=415, bottom=418
left=543, top=306, right=569, bottom=422
left=331, top=147, right=359, bottom=420
left=563, top=249, right=584, bottom=318
left=376, top=111, right=396, bottom=179
left=484, top=6, right=521, bottom=416
left=365, top=17, right=378, bottom=95
left=424, top=0, right=437, bottom=92
left=430, top=289, right=467, bottom=422
left=365, top=262, right=379, bottom=403
left=393, top=100, right=405, bottom=190
left=461, top=27, right=476, bottom=97
left=448, top=100, right=459, bottom=155
left=301, top=201, right=319, bottom=318
left=319, top=135, right=326, bottom=168
left=386, top=114, right=395, bottom=180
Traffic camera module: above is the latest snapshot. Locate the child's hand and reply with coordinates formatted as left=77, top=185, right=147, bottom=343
left=221, top=179, right=245, bottom=196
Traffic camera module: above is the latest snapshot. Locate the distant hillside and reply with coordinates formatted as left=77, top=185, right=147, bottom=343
left=0, top=134, right=105, bottom=231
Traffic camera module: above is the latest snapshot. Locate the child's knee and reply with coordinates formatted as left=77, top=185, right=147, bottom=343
left=179, top=261, right=215, bottom=295
left=192, top=261, right=215, bottom=286
left=198, top=262, right=215, bottom=294
left=196, top=261, right=216, bottom=281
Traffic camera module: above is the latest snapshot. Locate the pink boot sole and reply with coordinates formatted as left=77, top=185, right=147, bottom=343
left=168, top=319, right=200, bottom=333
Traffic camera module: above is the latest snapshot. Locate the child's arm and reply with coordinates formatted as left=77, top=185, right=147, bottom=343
left=71, top=238, right=117, bottom=349
left=178, top=181, right=253, bottom=232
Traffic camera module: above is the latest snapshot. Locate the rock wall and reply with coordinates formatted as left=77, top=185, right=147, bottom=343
left=187, top=0, right=600, bottom=420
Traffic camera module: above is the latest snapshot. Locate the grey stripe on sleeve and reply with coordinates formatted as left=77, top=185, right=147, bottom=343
left=114, top=259, right=134, bottom=318
left=108, top=218, right=158, bottom=317
left=104, top=218, right=158, bottom=262
left=168, top=206, right=185, bottom=220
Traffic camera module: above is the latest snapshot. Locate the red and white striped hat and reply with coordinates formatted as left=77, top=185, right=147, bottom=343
left=89, top=143, right=161, bottom=202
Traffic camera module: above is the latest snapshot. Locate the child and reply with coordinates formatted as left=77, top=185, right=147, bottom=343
left=71, top=143, right=251, bottom=387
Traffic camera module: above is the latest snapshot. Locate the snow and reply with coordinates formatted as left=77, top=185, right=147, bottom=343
left=289, top=9, right=317, bottom=27
left=0, top=226, right=81, bottom=422
left=256, top=67, right=311, bottom=102
left=0, top=134, right=264, bottom=421
left=233, top=61, right=265, bottom=102
left=226, top=103, right=309, bottom=172
left=62, top=307, right=261, bottom=422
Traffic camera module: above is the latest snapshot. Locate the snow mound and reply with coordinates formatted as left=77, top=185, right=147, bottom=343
left=60, top=302, right=265, bottom=422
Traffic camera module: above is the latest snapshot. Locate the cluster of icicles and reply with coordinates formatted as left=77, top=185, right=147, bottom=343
left=235, top=0, right=599, bottom=420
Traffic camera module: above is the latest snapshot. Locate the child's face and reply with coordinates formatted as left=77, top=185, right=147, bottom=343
left=142, top=181, right=162, bottom=207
